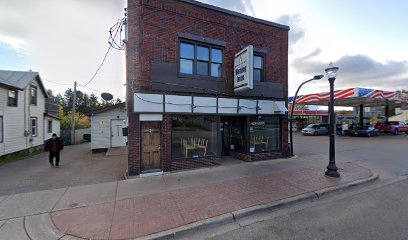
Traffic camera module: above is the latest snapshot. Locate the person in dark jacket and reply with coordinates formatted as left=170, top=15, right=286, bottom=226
left=44, top=133, right=64, bottom=168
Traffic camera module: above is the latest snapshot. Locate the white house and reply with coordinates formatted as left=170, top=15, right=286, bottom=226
left=90, top=102, right=127, bottom=152
left=0, top=70, right=60, bottom=157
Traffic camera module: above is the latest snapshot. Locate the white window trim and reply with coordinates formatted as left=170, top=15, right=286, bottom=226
left=31, top=117, right=38, bottom=137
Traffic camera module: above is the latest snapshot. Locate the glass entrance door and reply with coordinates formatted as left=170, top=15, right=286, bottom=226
left=221, top=117, right=230, bottom=156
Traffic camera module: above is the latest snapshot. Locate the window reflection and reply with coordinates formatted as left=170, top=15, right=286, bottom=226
left=172, top=116, right=218, bottom=159
left=250, top=116, right=280, bottom=152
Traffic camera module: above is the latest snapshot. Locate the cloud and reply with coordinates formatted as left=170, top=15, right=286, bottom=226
left=292, top=49, right=408, bottom=90
left=198, top=0, right=256, bottom=16
left=274, top=14, right=305, bottom=53
left=0, top=0, right=127, bottom=99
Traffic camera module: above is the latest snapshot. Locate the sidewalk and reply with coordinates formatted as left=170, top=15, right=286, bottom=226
left=0, top=156, right=376, bottom=240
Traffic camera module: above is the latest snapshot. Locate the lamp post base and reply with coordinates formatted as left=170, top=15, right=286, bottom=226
left=325, top=164, right=340, bottom=178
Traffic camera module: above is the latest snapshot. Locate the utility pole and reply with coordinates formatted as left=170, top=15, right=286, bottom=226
left=71, top=81, right=77, bottom=145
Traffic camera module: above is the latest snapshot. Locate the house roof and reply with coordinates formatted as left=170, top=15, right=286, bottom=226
left=0, top=70, right=48, bottom=98
left=44, top=112, right=62, bottom=120
left=87, top=102, right=126, bottom=116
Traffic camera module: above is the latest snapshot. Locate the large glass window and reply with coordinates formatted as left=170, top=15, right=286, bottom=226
left=179, top=41, right=223, bottom=77
left=172, top=115, right=218, bottom=159
left=8, top=89, right=18, bottom=106
left=250, top=116, right=280, bottom=152
left=253, top=55, right=264, bottom=82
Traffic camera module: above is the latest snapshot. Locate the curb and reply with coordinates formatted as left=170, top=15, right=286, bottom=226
left=136, top=213, right=235, bottom=240
left=137, top=170, right=379, bottom=240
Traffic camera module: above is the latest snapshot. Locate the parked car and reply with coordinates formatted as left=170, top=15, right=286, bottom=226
left=374, top=121, right=408, bottom=135
left=350, top=126, right=380, bottom=137
left=302, top=124, right=328, bottom=136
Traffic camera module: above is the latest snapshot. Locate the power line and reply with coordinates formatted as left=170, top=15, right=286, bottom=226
left=81, top=18, right=126, bottom=87
left=77, top=83, right=125, bottom=100
left=43, top=78, right=72, bottom=86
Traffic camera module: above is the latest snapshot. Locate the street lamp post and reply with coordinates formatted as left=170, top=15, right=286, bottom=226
left=289, top=74, right=324, bottom=156
left=325, top=63, right=340, bottom=178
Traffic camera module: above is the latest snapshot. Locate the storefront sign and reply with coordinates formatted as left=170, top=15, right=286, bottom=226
left=234, top=45, right=253, bottom=92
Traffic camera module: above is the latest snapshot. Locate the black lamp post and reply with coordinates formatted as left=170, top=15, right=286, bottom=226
left=325, top=62, right=340, bottom=178
left=289, top=75, right=324, bottom=156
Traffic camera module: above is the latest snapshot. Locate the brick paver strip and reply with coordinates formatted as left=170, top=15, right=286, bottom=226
left=51, top=162, right=372, bottom=239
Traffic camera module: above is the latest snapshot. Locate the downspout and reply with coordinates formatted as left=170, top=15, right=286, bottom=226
left=24, top=86, right=28, bottom=147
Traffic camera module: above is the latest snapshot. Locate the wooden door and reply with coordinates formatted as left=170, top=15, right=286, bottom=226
left=141, top=122, right=161, bottom=172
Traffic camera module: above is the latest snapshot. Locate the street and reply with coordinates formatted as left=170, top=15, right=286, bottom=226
left=210, top=177, right=408, bottom=240
left=0, top=143, right=127, bottom=196
left=207, top=133, right=408, bottom=240
left=294, top=133, right=408, bottom=179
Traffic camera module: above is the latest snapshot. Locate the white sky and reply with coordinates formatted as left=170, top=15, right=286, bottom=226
left=1, top=0, right=407, bottom=100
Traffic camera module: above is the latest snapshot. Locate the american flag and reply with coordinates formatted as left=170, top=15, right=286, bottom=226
left=295, top=88, right=355, bottom=103
left=289, top=88, right=407, bottom=104
left=358, top=88, right=395, bottom=100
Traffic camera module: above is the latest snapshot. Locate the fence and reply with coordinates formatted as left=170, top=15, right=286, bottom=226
left=60, top=128, right=91, bottom=145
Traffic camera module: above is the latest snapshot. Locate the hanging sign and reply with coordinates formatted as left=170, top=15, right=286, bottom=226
left=234, top=45, right=254, bottom=92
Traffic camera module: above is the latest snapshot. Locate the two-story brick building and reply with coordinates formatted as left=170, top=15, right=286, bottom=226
left=126, top=0, right=289, bottom=175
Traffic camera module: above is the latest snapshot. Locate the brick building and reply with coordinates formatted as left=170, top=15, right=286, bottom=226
left=126, top=0, right=289, bottom=175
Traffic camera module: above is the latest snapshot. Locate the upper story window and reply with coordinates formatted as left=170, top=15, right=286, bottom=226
left=179, top=41, right=223, bottom=78
left=30, top=86, right=37, bottom=105
left=253, top=54, right=264, bottom=82
left=7, top=89, right=18, bottom=107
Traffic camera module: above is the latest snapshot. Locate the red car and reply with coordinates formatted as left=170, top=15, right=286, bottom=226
left=374, top=121, right=408, bottom=135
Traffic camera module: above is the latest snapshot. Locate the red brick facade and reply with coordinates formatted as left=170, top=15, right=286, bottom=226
left=127, top=0, right=289, bottom=175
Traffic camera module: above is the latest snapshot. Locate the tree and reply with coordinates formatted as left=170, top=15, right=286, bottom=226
left=59, top=106, right=90, bottom=130
left=52, top=87, right=123, bottom=129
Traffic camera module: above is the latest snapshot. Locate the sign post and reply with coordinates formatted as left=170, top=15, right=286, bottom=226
left=234, top=45, right=253, bottom=92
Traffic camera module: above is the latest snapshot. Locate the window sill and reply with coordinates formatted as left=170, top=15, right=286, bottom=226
left=178, top=73, right=226, bottom=82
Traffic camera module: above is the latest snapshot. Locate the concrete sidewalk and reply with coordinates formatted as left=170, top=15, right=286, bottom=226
left=0, top=156, right=376, bottom=240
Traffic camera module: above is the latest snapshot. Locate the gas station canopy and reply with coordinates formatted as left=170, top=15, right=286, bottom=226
left=289, top=88, right=408, bottom=107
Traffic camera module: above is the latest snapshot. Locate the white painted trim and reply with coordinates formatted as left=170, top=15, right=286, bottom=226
left=139, top=114, right=163, bottom=122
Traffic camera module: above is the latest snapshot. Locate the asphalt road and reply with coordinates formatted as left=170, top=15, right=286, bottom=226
left=208, top=133, right=408, bottom=240
left=293, top=132, right=408, bottom=179
left=210, top=178, right=408, bottom=240
left=0, top=143, right=127, bottom=196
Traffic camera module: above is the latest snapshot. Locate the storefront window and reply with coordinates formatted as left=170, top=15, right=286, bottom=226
left=172, top=115, right=218, bottom=159
left=249, top=116, right=280, bottom=152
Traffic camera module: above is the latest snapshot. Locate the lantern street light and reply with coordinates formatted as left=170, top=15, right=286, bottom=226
left=289, top=74, right=324, bottom=156
left=325, top=62, right=340, bottom=178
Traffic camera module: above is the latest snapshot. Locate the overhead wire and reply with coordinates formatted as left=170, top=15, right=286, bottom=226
left=81, top=18, right=126, bottom=87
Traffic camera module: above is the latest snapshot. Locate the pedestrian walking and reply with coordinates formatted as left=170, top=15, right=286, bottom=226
left=44, top=133, right=64, bottom=168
